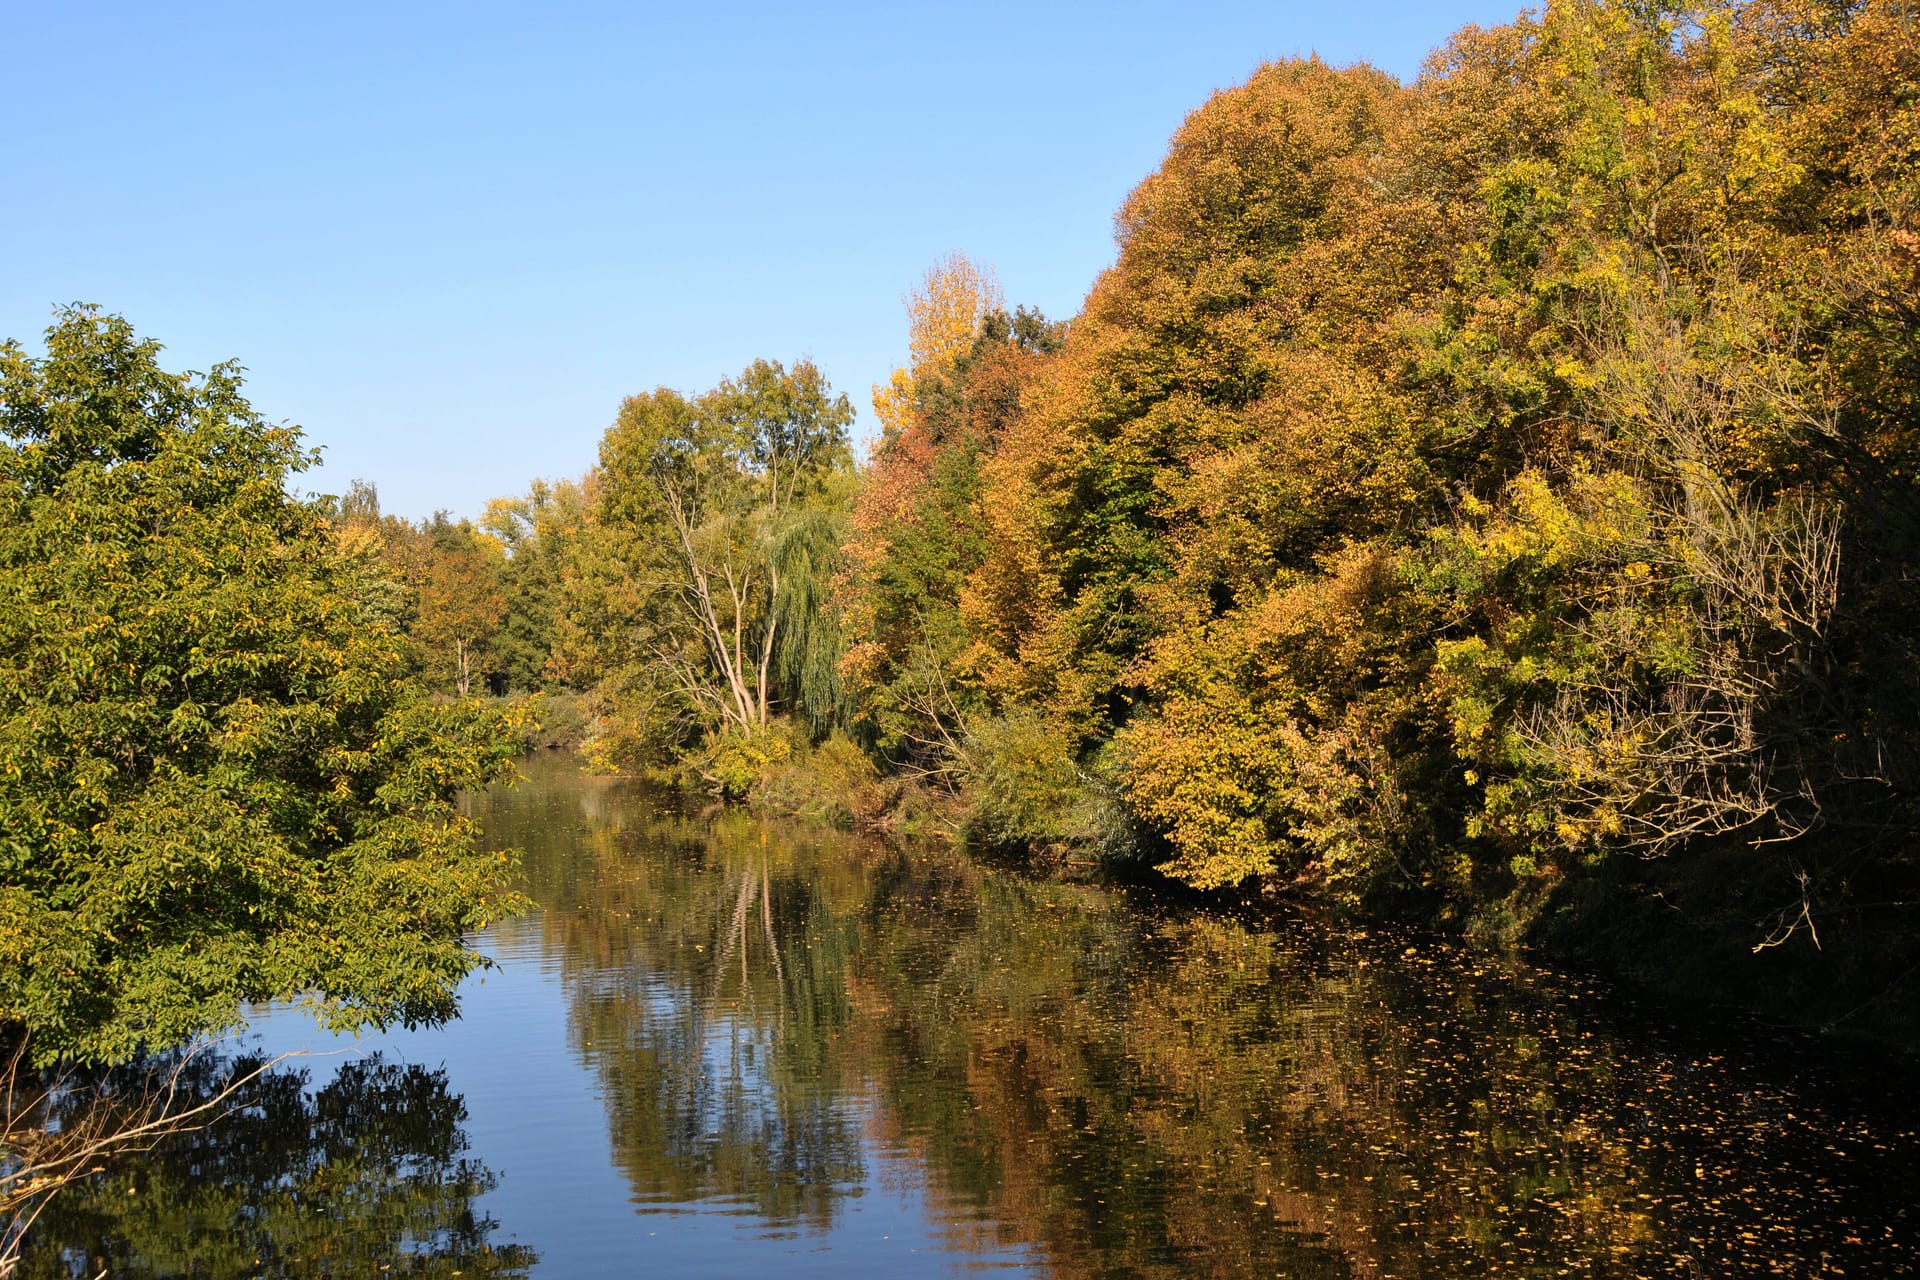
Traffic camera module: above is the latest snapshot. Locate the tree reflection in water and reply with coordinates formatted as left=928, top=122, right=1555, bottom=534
left=18, top=759, right=1915, bottom=1277
left=17, top=1053, right=535, bottom=1278
left=519, top=803, right=869, bottom=1226
left=508, top=760, right=1918, bottom=1277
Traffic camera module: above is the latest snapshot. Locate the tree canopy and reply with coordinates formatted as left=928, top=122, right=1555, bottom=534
left=0, top=308, right=525, bottom=1065
left=560, top=357, right=854, bottom=782
left=806, top=0, right=1918, bottom=1006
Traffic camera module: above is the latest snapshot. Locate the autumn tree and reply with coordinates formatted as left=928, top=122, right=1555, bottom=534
left=405, top=514, right=509, bottom=697
left=840, top=288, right=1063, bottom=776
left=325, top=480, right=416, bottom=637
left=868, top=252, right=1004, bottom=445
left=330, top=493, right=513, bottom=699
left=831, top=0, right=1920, bottom=998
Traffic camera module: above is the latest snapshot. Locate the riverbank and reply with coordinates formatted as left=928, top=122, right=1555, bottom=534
left=627, top=729, right=1920, bottom=1056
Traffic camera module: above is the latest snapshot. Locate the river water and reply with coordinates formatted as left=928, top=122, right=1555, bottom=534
left=21, top=753, right=1919, bottom=1277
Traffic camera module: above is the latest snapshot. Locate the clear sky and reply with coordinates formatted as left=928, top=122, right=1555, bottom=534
left=4, top=1, right=1524, bottom=521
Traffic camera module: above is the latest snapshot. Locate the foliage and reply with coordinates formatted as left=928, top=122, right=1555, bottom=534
left=403, top=514, right=509, bottom=697
left=0, top=309, right=527, bottom=1065
left=959, top=711, right=1135, bottom=855
left=868, top=252, right=1005, bottom=444
left=837, top=0, right=1920, bottom=978
left=330, top=485, right=517, bottom=698
left=840, top=255, right=1064, bottom=772
left=524, top=686, right=598, bottom=750
left=480, top=478, right=590, bottom=694
left=739, top=728, right=891, bottom=825
left=567, top=358, right=855, bottom=777
left=326, top=0, right=1920, bottom=1000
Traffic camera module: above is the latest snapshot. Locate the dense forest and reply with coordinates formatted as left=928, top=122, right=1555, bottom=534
left=3, top=0, right=1916, bottom=1071
left=326, top=0, right=1914, bottom=1029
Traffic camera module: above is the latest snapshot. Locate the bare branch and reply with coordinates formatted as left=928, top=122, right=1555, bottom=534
left=2, top=1041, right=314, bottom=1272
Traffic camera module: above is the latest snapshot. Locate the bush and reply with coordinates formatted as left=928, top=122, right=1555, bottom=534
left=961, top=713, right=1140, bottom=859
left=751, top=731, right=893, bottom=826
left=691, top=725, right=795, bottom=800
left=525, top=687, right=596, bottom=750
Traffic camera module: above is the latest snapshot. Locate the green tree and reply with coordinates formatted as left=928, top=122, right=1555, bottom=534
left=325, top=480, right=417, bottom=641
left=0, top=308, right=526, bottom=1065
left=582, top=358, right=854, bottom=775
left=480, top=478, right=589, bottom=694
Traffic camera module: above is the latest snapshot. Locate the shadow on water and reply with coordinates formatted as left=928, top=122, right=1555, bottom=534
left=20, top=752, right=1920, bottom=1277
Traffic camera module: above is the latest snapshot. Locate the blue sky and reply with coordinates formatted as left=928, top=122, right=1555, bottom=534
left=4, top=1, right=1523, bottom=520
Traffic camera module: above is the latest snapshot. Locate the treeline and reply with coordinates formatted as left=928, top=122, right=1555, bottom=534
left=385, top=0, right=1916, bottom=1012
left=326, top=480, right=573, bottom=701
left=333, top=356, right=855, bottom=775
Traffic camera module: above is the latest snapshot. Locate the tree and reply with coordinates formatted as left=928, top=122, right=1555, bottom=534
left=480, top=478, right=589, bottom=694
left=837, top=0, right=1920, bottom=984
left=324, top=480, right=417, bottom=638
left=585, top=358, right=853, bottom=769
left=839, top=293, right=1064, bottom=778
left=399, top=513, right=509, bottom=697
left=332, top=490, right=517, bottom=698
left=868, top=253, right=1003, bottom=444
left=0, top=308, right=526, bottom=1065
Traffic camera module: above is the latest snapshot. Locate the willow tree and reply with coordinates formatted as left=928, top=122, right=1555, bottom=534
left=586, top=359, right=853, bottom=767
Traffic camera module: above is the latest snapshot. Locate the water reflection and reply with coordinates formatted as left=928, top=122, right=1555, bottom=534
left=18, top=754, right=1919, bottom=1277
left=564, top=841, right=863, bottom=1223
left=502, top=757, right=1917, bottom=1277
left=19, top=1053, right=535, bottom=1278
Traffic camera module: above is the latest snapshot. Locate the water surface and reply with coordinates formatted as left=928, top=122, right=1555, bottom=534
left=24, top=753, right=1919, bottom=1277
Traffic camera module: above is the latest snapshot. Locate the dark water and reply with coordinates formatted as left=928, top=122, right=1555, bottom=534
left=20, top=754, right=1919, bottom=1277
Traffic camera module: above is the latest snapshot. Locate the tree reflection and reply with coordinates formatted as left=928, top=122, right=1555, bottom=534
left=485, top=758, right=1918, bottom=1277
left=510, top=789, right=871, bottom=1225
left=17, top=1053, right=535, bottom=1278
left=845, top=886, right=1917, bottom=1278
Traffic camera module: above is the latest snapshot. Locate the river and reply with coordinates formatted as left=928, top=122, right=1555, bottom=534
left=20, top=752, right=1919, bottom=1277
